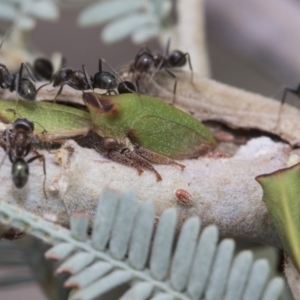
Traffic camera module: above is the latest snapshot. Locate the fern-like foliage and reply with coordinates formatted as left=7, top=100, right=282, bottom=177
left=0, top=189, right=284, bottom=300
left=0, top=0, right=59, bottom=30
left=77, top=0, right=172, bottom=44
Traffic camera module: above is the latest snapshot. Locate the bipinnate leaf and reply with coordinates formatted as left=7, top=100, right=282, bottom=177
left=78, top=0, right=144, bottom=27
left=0, top=189, right=284, bottom=299
left=256, top=163, right=300, bottom=273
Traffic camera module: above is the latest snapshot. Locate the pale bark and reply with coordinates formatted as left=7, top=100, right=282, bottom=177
left=1, top=72, right=299, bottom=248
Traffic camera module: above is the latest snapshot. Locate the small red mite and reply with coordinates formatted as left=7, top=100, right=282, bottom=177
left=175, top=189, right=192, bottom=205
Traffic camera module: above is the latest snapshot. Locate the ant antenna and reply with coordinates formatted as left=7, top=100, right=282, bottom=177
left=5, top=108, right=48, bottom=133
left=82, top=65, right=93, bottom=91
left=82, top=65, right=104, bottom=110
left=145, top=38, right=171, bottom=86
left=5, top=108, right=22, bottom=118
left=0, top=27, right=13, bottom=50
left=34, top=121, right=48, bottom=134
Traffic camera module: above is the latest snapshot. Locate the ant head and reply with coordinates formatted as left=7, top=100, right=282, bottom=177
left=13, top=118, right=34, bottom=133
left=168, top=50, right=187, bottom=67
left=53, top=66, right=74, bottom=83
left=93, top=71, right=117, bottom=90
left=70, top=70, right=92, bottom=90
left=34, top=58, right=53, bottom=80
left=134, top=52, right=155, bottom=73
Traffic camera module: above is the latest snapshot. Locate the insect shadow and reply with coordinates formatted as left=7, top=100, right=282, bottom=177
left=0, top=110, right=47, bottom=198
left=27, top=56, right=66, bottom=82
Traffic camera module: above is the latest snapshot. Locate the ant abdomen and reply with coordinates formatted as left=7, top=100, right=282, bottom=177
left=93, top=71, right=117, bottom=90
left=12, top=158, right=29, bottom=188
left=19, top=78, right=36, bottom=100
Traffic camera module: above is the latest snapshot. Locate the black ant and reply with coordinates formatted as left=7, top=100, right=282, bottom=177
left=0, top=30, right=37, bottom=101
left=130, top=38, right=193, bottom=100
left=36, top=66, right=93, bottom=100
left=86, top=59, right=136, bottom=95
left=0, top=114, right=47, bottom=197
left=37, top=59, right=136, bottom=99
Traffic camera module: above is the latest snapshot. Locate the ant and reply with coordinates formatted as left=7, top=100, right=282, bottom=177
left=37, top=59, right=136, bottom=100
left=0, top=113, right=47, bottom=197
left=0, top=30, right=37, bottom=101
left=130, top=38, right=193, bottom=100
left=85, top=59, right=136, bottom=94
left=36, top=65, right=93, bottom=100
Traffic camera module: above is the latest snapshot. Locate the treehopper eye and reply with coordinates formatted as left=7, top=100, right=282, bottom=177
left=82, top=92, right=216, bottom=180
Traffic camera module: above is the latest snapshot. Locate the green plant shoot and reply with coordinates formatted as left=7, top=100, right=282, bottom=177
left=82, top=92, right=216, bottom=180
left=83, top=92, right=216, bottom=159
left=256, top=163, right=300, bottom=272
left=0, top=100, right=91, bottom=141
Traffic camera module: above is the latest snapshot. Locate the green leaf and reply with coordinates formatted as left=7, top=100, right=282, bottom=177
left=0, top=100, right=91, bottom=139
left=256, top=163, right=300, bottom=272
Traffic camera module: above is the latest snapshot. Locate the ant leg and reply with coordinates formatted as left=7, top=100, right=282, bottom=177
left=5, top=108, right=22, bottom=118
left=36, top=82, right=51, bottom=93
left=33, top=121, right=47, bottom=134
left=177, top=53, right=193, bottom=72
left=23, top=143, right=31, bottom=157
left=164, top=67, right=178, bottom=103
left=22, top=63, right=37, bottom=85
left=54, top=84, right=64, bottom=102
left=12, top=72, right=20, bottom=97
left=172, top=52, right=194, bottom=85
left=15, top=63, right=28, bottom=95
left=276, top=84, right=300, bottom=130
left=0, top=139, right=9, bottom=170
left=98, top=59, right=103, bottom=72
left=280, top=85, right=300, bottom=106
left=163, top=37, right=171, bottom=57
left=82, top=65, right=93, bottom=91
left=0, top=28, right=13, bottom=50
left=27, top=154, right=47, bottom=199
left=183, top=53, right=193, bottom=84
